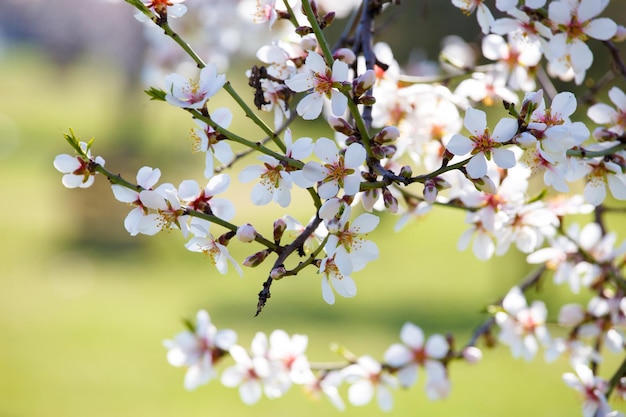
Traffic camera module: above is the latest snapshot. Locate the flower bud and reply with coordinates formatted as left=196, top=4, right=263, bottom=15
left=321, top=11, right=335, bottom=28
left=353, top=69, right=376, bottom=96
left=520, top=90, right=543, bottom=121
left=243, top=249, right=270, bottom=267
left=558, top=303, right=585, bottom=327
left=296, top=26, right=313, bottom=36
left=373, top=126, right=401, bottom=144
left=358, top=95, right=376, bottom=106
left=328, top=116, right=356, bottom=136
left=462, top=346, right=483, bottom=364
left=333, top=48, right=356, bottom=65
left=471, top=176, right=497, bottom=194
left=424, top=180, right=438, bottom=204
left=399, top=165, right=412, bottom=178
left=383, top=188, right=398, bottom=213
left=273, top=218, right=287, bottom=242
left=300, top=35, right=317, bottom=51
left=217, top=231, right=236, bottom=246
left=236, top=223, right=257, bottom=242
left=270, top=266, right=287, bottom=280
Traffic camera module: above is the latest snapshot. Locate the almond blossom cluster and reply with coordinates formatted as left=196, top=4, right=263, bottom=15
left=54, top=0, right=626, bottom=415
left=164, top=309, right=463, bottom=411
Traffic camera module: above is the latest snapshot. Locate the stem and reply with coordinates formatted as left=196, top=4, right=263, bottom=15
left=158, top=21, right=282, bottom=151
left=189, top=110, right=301, bottom=168
left=465, top=266, right=546, bottom=348
left=606, top=355, right=626, bottom=398
left=301, top=0, right=334, bottom=66
left=222, top=83, right=285, bottom=152
left=566, top=142, right=626, bottom=158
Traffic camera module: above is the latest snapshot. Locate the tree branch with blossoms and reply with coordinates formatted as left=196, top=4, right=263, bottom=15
left=53, top=0, right=626, bottom=415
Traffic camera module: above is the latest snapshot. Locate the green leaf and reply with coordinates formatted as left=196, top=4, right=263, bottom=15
left=144, top=87, right=167, bottom=102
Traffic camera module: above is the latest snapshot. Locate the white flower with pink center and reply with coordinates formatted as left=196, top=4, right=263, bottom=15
left=191, top=108, right=235, bottom=178
left=239, top=129, right=314, bottom=207
left=447, top=107, right=517, bottom=179
left=450, top=0, right=494, bottom=34
left=383, top=323, right=449, bottom=392
left=163, top=310, right=237, bottom=390
left=178, top=174, right=235, bottom=221
left=562, top=364, right=611, bottom=417
left=185, top=220, right=242, bottom=276
left=285, top=51, right=350, bottom=120
left=579, top=158, right=626, bottom=205
left=341, top=355, right=398, bottom=412
left=319, top=255, right=357, bottom=305
left=303, top=138, right=366, bottom=199
left=54, top=142, right=105, bottom=189
left=495, top=286, right=551, bottom=361
left=322, top=204, right=380, bottom=277
left=221, top=342, right=272, bottom=405
left=547, top=0, right=617, bottom=84
left=165, top=63, right=225, bottom=109
left=111, top=166, right=161, bottom=236
left=139, top=183, right=190, bottom=237
left=588, top=86, right=626, bottom=136
left=250, top=0, right=278, bottom=28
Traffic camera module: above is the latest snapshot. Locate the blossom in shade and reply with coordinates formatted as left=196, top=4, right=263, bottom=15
left=587, top=86, right=626, bottom=136
left=450, top=0, right=494, bottom=34
left=547, top=0, right=617, bottom=84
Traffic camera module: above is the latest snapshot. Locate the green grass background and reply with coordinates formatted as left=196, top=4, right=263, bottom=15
left=1, top=44, right=625, bottom=417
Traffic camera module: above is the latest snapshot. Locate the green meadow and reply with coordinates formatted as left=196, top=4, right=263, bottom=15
left=1, top=46, right=624, bottom=417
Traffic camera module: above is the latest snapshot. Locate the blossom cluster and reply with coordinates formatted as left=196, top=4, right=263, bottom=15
left=54, top=0, right=626, bottom=415
left=164, top=310, right=469, bottom=411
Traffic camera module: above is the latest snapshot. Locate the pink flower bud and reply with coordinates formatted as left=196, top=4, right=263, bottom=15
left=383, top=188, right=398, bottom=213
left=424, top=180, right=438, bottom=204
left=273, top=218, right=287, bottom=242
left=472, top=176, right=496, bottom=194
left=243, top=249, right=270, bottom=267
left=354, top=69, right=376, bottom=96
left=236, top=223, right=257, bottom=242
left=328, top=116, right=356, bottom=136
left=374, top=126, right=400, bottom=144
left=462, top=346, right=483, bottom=364
left=270, top=266, right=287, bottom=280
left=333, top=48, right=356, bottom=64
left=300, top=35, right=317, bottom=51
left=399, top=165, right=412, bottom=178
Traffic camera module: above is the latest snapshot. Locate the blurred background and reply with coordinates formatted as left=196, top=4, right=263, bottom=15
left=1, top=1, right=625, bottom=416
